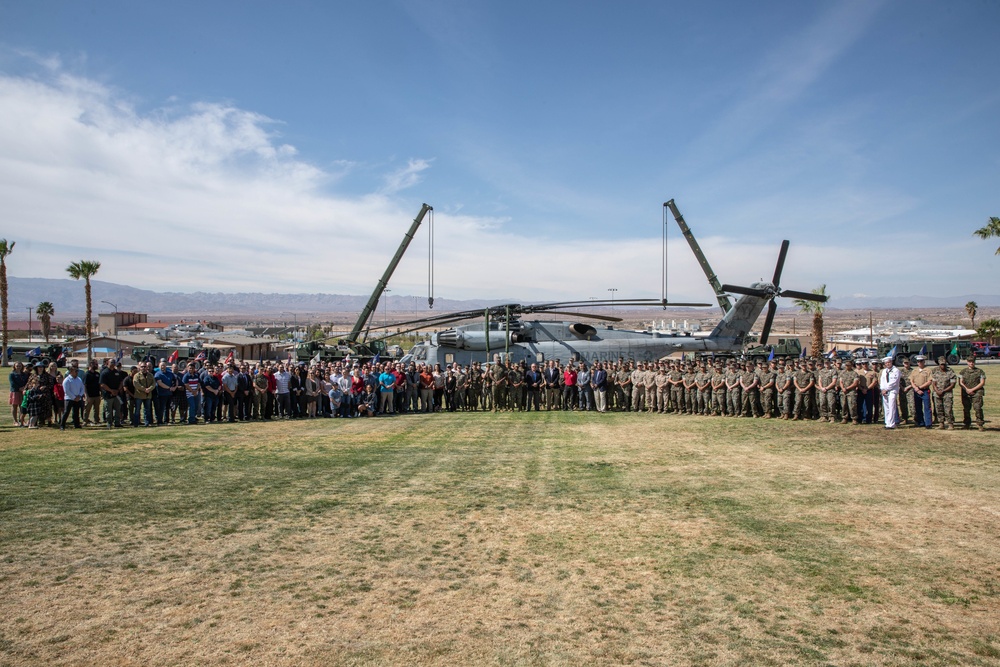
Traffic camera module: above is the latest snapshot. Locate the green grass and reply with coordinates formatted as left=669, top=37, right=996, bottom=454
left=1, top=367, right=999, bottom=665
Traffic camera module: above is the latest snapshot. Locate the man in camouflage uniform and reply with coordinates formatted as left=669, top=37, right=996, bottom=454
left=739, top=361, right=760, bottom=417
left=509, top=361, right=525, bottom=411
left=898, top=357, right=913, bottom=424
left=629, top=363, right=645, bottom=413
left=655, top=364, right=670, bottom=414
left=646, top=361, right=659, bottom=412
left=793, top=359, right=816, bottom=420
left=958, top=356, right=986, bottom=430
left=667, top=361, right=683, bottom=414
left=816, top=358, right=838, bottom=422
left=775, top=360, right=793, bottom=419
left=616, top=363, right=632, bottom=412
left=694, top=362, right=711, bottom=415
left=726, top=361, right=742, bottom=417
left=931, top=357, right=956, bottom=429
left=491, top=356, right=507, bottom=412
left=253, top=369, right=269, bottom=420
left=711, top=362, right=727, bottom=416
left=680, top=362, right=696, bottom=414
left=838, top=359, right=861, bottom=424
left=758, top=359, right=777, bottom=418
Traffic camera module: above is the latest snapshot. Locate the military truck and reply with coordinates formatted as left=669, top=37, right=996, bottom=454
left=295, top=339, right=389, bottom=365
left=11, top=343, right=67, bottom=367
left=131, top=345, right=210, bottom=365
left=877, top=340, right=971, bottom=366
left=743, top=338, right=802, bottom=363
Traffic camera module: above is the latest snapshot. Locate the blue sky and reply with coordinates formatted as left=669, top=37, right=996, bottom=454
left=1, top=0, right=998, bottom=305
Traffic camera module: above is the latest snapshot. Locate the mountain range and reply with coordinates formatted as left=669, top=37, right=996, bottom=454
left=4, top=277, right=999, bottom=318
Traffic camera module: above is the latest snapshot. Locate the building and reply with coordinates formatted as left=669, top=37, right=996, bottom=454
left=97, top=311, right=147, bottom=335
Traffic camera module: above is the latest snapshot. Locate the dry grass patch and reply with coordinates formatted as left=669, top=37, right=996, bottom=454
left=2, top=368, right=1000, bottom=665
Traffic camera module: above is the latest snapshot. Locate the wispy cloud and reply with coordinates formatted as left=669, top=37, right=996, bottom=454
left=380, top=158, right=433, bottom=194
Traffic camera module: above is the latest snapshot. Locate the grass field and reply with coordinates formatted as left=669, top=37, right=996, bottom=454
left=1, top=367, right=999, bottom=666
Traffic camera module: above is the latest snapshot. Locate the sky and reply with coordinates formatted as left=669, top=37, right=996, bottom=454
left=1, top=0, right=998, bottom=307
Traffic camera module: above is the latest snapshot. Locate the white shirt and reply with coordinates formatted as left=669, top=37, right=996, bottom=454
left=879, top=366, right=900, bottom=392
left=62, top=374, right=86, bottom=401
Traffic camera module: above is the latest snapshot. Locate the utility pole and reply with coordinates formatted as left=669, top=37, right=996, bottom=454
left=607, top=288, right=617, bottom=312
left=26, top=307, right=32, bottom=343
left=101, top=300, right=118, bottom=354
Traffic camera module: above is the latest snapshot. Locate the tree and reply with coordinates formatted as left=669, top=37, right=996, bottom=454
left=977, top=318, right=1000, bottom=345
left=974, top=216, right=1000, bottom=255
left=966, top=301, right=978, bottom=331
left=0, top=239, right=13, bottom=368
left=36, top=301, right=55, bottom=343
left=793, top=284, right=828, bottom=359
left=66, top=260, right=101, bottom=364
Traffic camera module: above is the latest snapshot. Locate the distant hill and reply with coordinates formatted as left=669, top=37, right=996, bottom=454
left=5, top=277, right=498, bottom=317
left=5, top=277, right=999, bottom=318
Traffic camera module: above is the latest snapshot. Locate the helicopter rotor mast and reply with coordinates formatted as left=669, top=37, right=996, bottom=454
left=348, top=203, right=433, bottom=344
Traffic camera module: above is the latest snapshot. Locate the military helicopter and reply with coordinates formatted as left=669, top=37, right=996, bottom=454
left=380, top=238, right=826, bottom=367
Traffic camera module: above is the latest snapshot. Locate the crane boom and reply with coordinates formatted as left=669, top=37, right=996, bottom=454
left=664, top=200, right=732, bottom=315
left=348, top=203, right=433, bottom=343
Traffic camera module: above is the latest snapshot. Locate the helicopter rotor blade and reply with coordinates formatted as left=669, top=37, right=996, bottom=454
left=779, top=289, right=828, bottom=302
left=772, top=240, right=789, bottom=287
left=721, top=284, right=770, bottom=298
left=759, top=300, right=777, bottom=346
left=534, top=310, right=623, bottom=322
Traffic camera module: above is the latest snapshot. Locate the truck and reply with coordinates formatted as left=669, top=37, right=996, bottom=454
left=877, top=340, right=972, bottom=366
left=743, top=338, right=802, bottom=362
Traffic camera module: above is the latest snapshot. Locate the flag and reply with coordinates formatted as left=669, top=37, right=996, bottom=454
left=371, top=353, right=380, bottom=365
left=767, top=348, right=775, bottom=362
left=115, top=349, right=123, bottom=362
left=950, top=342, right=959, bottom=357
left=827, top=349, right=837, bottom=359
left=799, top=346, right=807, bottom=358
left=887, top=345, right=898, bottom=360
left=919, top=344, right=927, bottom=356
left=343, top=353, right=350, bottom=365
left=312, top=351, right=321, bottom=363
left=225, top=350, right=234, bottom=364
left=168, top=350, right=179, bottom=363
left=195, top=351, right=206, bottom=362
left=57, top=350, right=65, bottom=361
left=28, top=346, right=41, bottom=357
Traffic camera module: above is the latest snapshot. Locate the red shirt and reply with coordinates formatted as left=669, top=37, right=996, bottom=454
left=351, top=376, right=364, bottom=395
left=393, top=370, right=405, bottom=389
left=563, top=370, right=577, bottom=387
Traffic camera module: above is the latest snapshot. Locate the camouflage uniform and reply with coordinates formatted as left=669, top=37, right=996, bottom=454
left=838, top=364, right=860, bottom=424
left=655, top=368, right=670, bottom=413
left=711, top=366, right=727, bottom=415
left=491, top=362, right=507, bottom=412
left=616, top=368, right=632, bottom=412
left=758, top=363, right=777, bottom=418
left=793, top=365, right=816, bottom=420
left=508, top=366, right=524, bottom=411
left=695, top=366, right=712, bottom=415
left=682, top=366, right=697, bottom=414
left=668, top=366, right=684, bottom=413
left=959, top=361, right=987, bottom=429
left=775, top=366, right=793, bottom=419
left=630, top=366, right=645, bottom=412
left=898, top=362, right=912, bottom=423
left=740, top=365, right=761, bottom=417
left=726, top=365, right=742, bottom=417
left=816, top=363, right=838, bottom=422
left=931, top=360, right=956, bottom=428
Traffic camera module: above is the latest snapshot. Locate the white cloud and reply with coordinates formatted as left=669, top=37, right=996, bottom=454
left=0, top=64, right=990, bottom=309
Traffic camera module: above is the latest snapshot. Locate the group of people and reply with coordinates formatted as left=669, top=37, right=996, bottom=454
left=7, top=351, right=988, bottom=431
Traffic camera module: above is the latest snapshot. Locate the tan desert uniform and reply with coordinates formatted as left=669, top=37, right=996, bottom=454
left=643, top=365, right=658, bottom=412
left=655, top=369, right=670, bottom=413
left=908, top=363, right=933, bottom=425
left=668, top=367, right=684, bottom=413
left=959, top=362, right=986, bottom=429
left=630, top=367, right=645, bottom=412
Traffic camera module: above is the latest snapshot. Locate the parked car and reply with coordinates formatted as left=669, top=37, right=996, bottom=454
left=971, top=342, right=999, bottom=358
left=852, top=347, right=879, bottom=359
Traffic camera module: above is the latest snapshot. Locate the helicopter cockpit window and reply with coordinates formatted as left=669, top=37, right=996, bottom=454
left=412, top=346, right=427, bottom=360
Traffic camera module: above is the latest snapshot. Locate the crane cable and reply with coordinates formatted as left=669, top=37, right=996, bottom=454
left=662, top=203, right=668, bottom=308
left=427, top=207, right=435, bottom=309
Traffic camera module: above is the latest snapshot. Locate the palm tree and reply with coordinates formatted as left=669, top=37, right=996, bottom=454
left=793, top=284, right=828, bottom=359
left=974, top=216, right=1000, bottom=254
left=66, top=260, right=101, bottom=364
left=0, top=239, right=13, bottom=368
left=966, top=301, right=978, bottom=331
left=977, top=318, right=1000, bottom=345
left=36, top=301, right=55, bottom=343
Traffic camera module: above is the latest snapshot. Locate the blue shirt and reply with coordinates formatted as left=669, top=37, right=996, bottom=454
left=379, top=372, right=395, bottom=393
left=154, top=369, right=175, bottom=397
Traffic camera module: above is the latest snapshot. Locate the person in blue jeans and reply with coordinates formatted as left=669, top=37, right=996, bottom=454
left=181, top=362, right=203, bottom=424
left=153, top=361, right=174, bottom=425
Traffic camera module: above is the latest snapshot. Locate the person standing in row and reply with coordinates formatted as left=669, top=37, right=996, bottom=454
left=931, top=357, right=957, bottom=429
left=879, top=356, right=901, bottom=429
left=958, top=356, right=986, bottom=431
